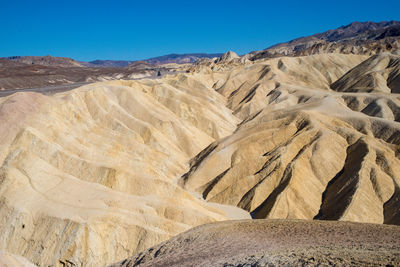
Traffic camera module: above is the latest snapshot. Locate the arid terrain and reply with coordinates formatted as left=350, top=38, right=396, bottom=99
left=0, top=21, right=400, bottom=266
left=111, top=220, right=400, bottom=267
left=250, top=21, right=400, bottom=60
left=0, top=56, right=186, bottom=91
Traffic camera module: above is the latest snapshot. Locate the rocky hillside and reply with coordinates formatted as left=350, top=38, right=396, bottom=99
left=82, top=60, right=135, bottom=68
left=144, top=53, right=222, bottom=65
left=0, top=72, right=249, bottom=266
left=181, top=52, right=400, bottom=225
left=79, top=53, right=223, bottom=68
left=112, top=219, right=400, bottom=267
left=251, top=21, right=400, bottom=60
left=5, top=55, right=85, bottom=67
left=0, top=54, right=197, bottom=90
left=313, top=21, right=400, bottom=42
left=0, top=59, right=172, bottom=90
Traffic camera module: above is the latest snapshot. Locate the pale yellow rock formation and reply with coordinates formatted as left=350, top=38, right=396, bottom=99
left=2, top=52, right=400, bottom=266
left=181, top=53, right=400, bottom=225
left=0, top=251, right=36, bottom=267
left=215, top=51, right=240, bottom=64
left=0, top=75, right=248, bottom=266
left=331, top=52, right=400, bottom=93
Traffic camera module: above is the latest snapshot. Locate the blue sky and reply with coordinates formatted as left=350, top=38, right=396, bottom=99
left=1, top=0, right=399, bottom=61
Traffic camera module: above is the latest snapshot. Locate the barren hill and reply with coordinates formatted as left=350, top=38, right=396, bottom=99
left=331, top=52, right=400, bottom=93
left=0, top=55, right=191, bottom=90
left=251, top=21, right=400, bottom=60
left=111, top=219, right=400, bottom=267
left=5, top=55, right=85, bottom=67
left=83, top=60, right=135, bottom=68
left=144, top=53, right=222, bottom=65
left=181, top=52, right=400, bottom=225
left=0, top=72, right=249, bottom=266
left=0, top=59, right=171, bottom=90
left=79, top=53, right=222, bottom=68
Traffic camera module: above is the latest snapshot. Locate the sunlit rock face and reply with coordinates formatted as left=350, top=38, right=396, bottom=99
left=1, top=51, right=400, bottom=266
left=0, top=75, right=247, bottom=266
left=182, top=53, right=400, bottom=225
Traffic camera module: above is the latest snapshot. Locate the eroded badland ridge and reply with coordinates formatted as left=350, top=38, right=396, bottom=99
left=0, top=21, right=400, bottom=266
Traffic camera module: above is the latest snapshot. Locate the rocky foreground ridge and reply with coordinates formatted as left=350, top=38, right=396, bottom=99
left=111, top=219, right=400, bottom=267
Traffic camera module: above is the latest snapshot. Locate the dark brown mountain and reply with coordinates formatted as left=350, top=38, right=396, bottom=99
left=251, top=21, right=400, bottom=60
left=0, top=59, right=157, bottom=90
left=313, top=21, right=400, bottom=42
left=0, top=53, right=204, bottom=90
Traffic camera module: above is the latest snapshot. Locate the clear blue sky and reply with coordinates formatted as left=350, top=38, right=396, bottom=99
left=1, top=0, right=399, bottom=61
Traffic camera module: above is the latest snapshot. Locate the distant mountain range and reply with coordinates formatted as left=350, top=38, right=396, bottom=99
left=3, top=53, right=223, bottom=68
left=80, top=60, right=135, bottom=68
left=82, top=53, right=223, bottom=67
left=143, top=53, right=223, bottom=65
left=250, top=21, right=400, bottom=60
left=3, top=21, right=400, bottom=69
left=312, top=21, right=400, bottom=42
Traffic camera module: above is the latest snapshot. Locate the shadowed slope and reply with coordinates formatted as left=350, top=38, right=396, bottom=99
left=331, top=53, right=400, bottom=93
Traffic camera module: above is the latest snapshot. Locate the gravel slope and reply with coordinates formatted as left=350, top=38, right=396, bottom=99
left=110, top=219, right=400, bottom=267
